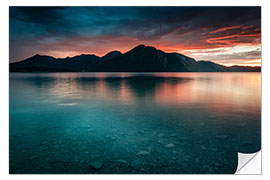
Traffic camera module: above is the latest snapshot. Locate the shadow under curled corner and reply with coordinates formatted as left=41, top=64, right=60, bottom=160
left=235, top=150, right=261, bottom=174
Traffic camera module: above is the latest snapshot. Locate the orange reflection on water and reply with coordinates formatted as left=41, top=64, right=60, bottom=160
left=48, top=77, right=84, bottom=99
left=119, top=80, right=134, bottom=102
left=45, top=72, right=260, bottom=115
left=153, top=73, right=261, bottom=114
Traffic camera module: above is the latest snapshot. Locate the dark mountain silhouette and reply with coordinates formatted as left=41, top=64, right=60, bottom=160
left=101, top=50, right=122, bottom=61
left=10, top=44, right=261, bottom=72
left=102, top=45, right=198, bottom=72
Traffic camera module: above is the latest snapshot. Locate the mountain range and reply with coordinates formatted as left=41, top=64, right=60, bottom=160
left=9, top=44, right=261, bottom=72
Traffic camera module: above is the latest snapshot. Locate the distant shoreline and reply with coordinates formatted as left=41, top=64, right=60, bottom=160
left=9, top=45, right=261, bottom=73
left=9, top=71, right=261, bottom=73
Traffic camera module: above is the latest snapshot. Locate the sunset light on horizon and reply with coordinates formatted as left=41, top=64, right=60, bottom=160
left=9, top=6, right=261, bottom=66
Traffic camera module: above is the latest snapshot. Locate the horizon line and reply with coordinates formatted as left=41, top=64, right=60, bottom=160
left=10, top=44, right=262, bottom=68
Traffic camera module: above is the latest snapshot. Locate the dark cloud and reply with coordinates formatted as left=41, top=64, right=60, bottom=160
left=9, top=6, right=261, bottom=65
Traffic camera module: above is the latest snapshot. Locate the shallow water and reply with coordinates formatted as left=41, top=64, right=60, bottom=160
left=9, top=72, right=261, bottom=174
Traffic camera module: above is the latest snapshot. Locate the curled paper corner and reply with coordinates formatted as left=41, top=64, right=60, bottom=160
left=235, top=150, right=261, bottom=174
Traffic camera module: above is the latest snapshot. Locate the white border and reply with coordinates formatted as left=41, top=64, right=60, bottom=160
left=1, top=0, right=268, bottom=179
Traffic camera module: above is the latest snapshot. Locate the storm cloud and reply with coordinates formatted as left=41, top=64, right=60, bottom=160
left=9, top=6, right=261, bottom=66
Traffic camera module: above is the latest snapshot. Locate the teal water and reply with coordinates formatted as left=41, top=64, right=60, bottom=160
left=9, top=72, right=261, bottom=174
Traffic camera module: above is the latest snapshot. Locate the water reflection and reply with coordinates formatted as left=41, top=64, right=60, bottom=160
left=9, top=72, right=261, bottom=174
left=11, top=72, right=261, bottom=114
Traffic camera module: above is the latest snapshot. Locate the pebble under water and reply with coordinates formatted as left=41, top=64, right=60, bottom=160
left=9, top=72, right=261, bottom=174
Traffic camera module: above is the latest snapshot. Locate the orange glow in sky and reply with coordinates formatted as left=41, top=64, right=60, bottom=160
left=9, top=7, right=261, bottom=66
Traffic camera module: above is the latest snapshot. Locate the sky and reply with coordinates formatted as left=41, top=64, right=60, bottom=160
left=9, top=6, right=261, bottom=66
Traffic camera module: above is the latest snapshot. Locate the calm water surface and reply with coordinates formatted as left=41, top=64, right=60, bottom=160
left=9, top=72, right=261, bottom=174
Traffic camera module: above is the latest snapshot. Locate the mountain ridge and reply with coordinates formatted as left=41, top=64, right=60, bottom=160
left=10, top=44, right=261, bottom=72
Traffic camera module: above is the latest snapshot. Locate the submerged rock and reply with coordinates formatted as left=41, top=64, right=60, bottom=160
left=158, top=133, right=165, bottom=137
left=138, top=130, right=145, bottom=134
left=89, top=161, right=103, bottom=170
left=178, top=137, right=187, bottom=141
left=200, top=145, right=207, bottom=150
left=111, top=137, right=117, bottom=141
left=40, top=146, right=48, bottom=151
left=215, top=163, right=221, bottom=166
left=115, top=159, right=129, bottom=165
left=200, top=123, right=205, bottom=126
left=215, top=135, right=228, bottom=140
left=30, top=155, right=40, bottom=160
left=131, top=159, right=141, bottom=169
left=137, top=150, right=150, bottom=155
left=165, top=143, right=175, bottom=148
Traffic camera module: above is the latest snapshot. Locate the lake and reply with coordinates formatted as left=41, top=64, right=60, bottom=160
left=9, top=72, right=261, bottom=174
